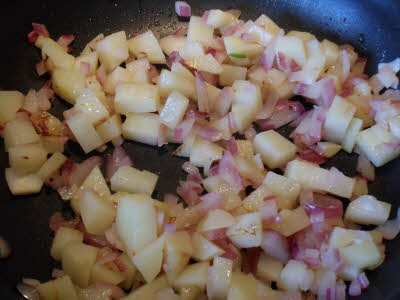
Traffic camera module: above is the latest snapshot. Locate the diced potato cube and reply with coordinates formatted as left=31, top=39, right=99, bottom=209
left=40, top=37, right=75, bottom=70
left=8, top=143, right=47, bottom=175
left=115, top=83, right=160, bottom=114
left=127, top=30, right=166, bottom=64
left=96, top=31, right=129, bottom=72
left=179, top=41, right=205, bottom=62
left=173, top=262, right=209, bottom=292
left=321, top=39, right=340, bottom=68
left=122, top=275, right=169, bottom=300
left=345, top=195, right=391, bottom=225
left=110, top=165, right=158, bottom=195
left=61, top=243, right=99, bottom=288
left=197, top=209, right=236, bottom=232
left=116, top=194, right=158, bottom=255
left=315, top=142, right=342, bottom=158
left=328, top=227, right=360, bottom=249
left=352, top=176, right=368, bottom=198
left=191, top=232, right=224, bottom=261
left=51, top=68, right=86, bottom=105
left=187, top=16, right=214, bottom=45
left=159, top=35, right=187, bottom=56
left=66, top=112, right=104, bottom=153
left=227, top=213, right=262, bottom=248
left=207, top=257, right=233, bottom=299
left=74, top=89, right=109, bottom=125
left=242, top=184, right=274, bottom=212
left=224, top=36, right=264, bottom=59
left=275, top=36, right=307, bottom=67
left=5, top=168, right=43, bottom=196
left=255, top=15, right=281, bottom=35
left=51, top=226, right=84, bottom=261
left=263, top=171, right=301, bottom=209
left=171, top=61, right=195, bottom=81
left=96, top=114, right=123, bottom=143
left=159, top=91, right=189, bottom=129
left=174, top=134, right=196, bottom=158
left=163, top=238, right=191, bottom=283
left=230, top=104, right=255, bottom=133
left=265, top=207, right=310, bottom=237
left=103, top=66, right=133, bottom=94
left=227, top=271, right=276, bottom=300
left=189, top=54, right=223, bottom=74
left=90, top=263, right=125, bottom=285
left=279, top=260, right=314, bottom=292
left=158, top=69, right=196, bottom=99
left=133, top=235, right=165, bottom=283
left=37, top=152, right=67, bottom=181
left=219, top=64, right=247, bottom=86
left=40, top=136, right=66, bottom=154
left=324, top=95, right=356, bottom=144
left=80, top=189, right=115, bottom=235
left=189, top=137, right=224, bottom=168
left=126, top=58, right=151, bottom=84
left=37, top=275, right=78, bottom=300
left=256, top=253, right=283, bottom=282
left=202, top=176, right=242, bottom=211
left=3, top=116, right=40, bottom=150
left=286, top=31, right=316, bottom=43
left=74, top=51, right=98, bottom=76
left=206, top=9, right=237, bottom=28
left=253, top=130, right=297, bottom=169
left=236, top=140, right=255, bottom=160
left=339, top=240, right=382, bottom=269
left=232, top=80, right=262, bottom=111
left=356, top=124, right=400, bottom=167
left=285, top=160, right=355, bottom=198
left=0, top=91, right=24, bottom=124
left=122, top=113, right=160, bottom=146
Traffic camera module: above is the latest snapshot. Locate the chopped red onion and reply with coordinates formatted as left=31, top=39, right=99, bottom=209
left=195, top=71, right=210, bottom=113
left=213, top=86, right=233, bottom=118
left=105, top=146, right=134, bottom=182
left=349, top=278, right=362, bottom=296
left=204, top=228, right=227, bottom=241
left=218, top=150, right=244, bottom=193
left=192, top=120, right=224, bottom=142
left=175, top=1, right=191, bottom=17
left=261, top=230, right=290, bottom=262
left=259, top=200, right=278, bottom=221
left=28, top=23, right=50, bottom=43
left=244, top=126, right=257, bottom=142
left=356, top=154, right=375, bottom=181
left=193, top=193, right=226, bottom=217
left=299, top=149, right=327, bottom=165
left=57, top=34, right=75, bottom=52
left=227, top=137, right=238, bottom=156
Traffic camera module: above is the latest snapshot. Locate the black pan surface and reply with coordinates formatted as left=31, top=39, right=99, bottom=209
left=1, top=0, right=400, bottom=299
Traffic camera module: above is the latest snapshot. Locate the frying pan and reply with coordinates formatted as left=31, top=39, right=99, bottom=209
left=1, top=0, right=400, bottom=298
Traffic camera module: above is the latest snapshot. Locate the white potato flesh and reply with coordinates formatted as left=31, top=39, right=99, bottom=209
left=189, top=137, right=224, bottom=168
left=115, top=83, right=160, bottom=113
left=37, top=152, right=67, bottom=181
left=285, top=160, right=355, bottom=198
left=128, top=30, right=166, bottom=64
left=165, top=231, right=194, bottom=256
left=96, top=31, right=129, bottom=72
left=187, top=16, right=214, bottom=45
left=202, top=176, right=242, bottom=211
left=158, top=69, right=196, bottom=99
left=275, top=35, right=307, bottom=67
left=103, top=66, right=133, bottom=94
left=61, top=243, right=98, bottom=288
left=232, top=80, right=262, bottom=111
left=345, top=195, right=391, bottom=225
left=207, top=256, right=233, bottom=300
left=356, top=124, right=400, bottom=167
left=279, top=260, right=314, bottom=292
left=324, top=95, right=356, bottom=143
left=51, top=68, right=86, bottom=105
left=189, top=54, right=223, bottom=74
left=219, top=64, right=247, bottom=86
left=224, top=36, right=264, bottom=59
left=41, top=37, right=75, bottom=70
left=159, top=35, right=187, bottom=56
left=253, top=130, right=297, bottom=169
left=8, top=143, right=47, bottom=175
left=80, top=189, right=115, bottom=235
left=255, top=15, right=281, bottom=35
left=265, top=207, right=310, bottom=237
left=66, top=112, right=104, bottom=153
left=133, top=235, right=165, bottom=283
left=286, top=30, right=316, bottom=43
left=159, top=91, right=190, bottom=129
left=389, top=115, right=400, bottom=139
left=90, top=263, right=125, bottom=286
left=37, top=275, right=78, bottom=300
left=179, top=41, right=205, bottom=61
left=3, top=117, right=40, bottom=150
left=173, top=262, right=209, bottom=292
left=40, top=136, right=65, bottom=154
left=122, top=113, right=160, bottom=146
left=339, top=240, right=382, bottom=269
left=263, top=171, right=301, bottom=209
left=50, top=227, right=84, bottom=261
left=126, top=58, right=151, bottom=84
left=256, top=253, right=283, bottom=282
left=171, top=61, right=195, bottom=81
left=321, top=39, right=340, bottom=68
left=242, top=184, right=273, bottom=212
left=111, top=165, right=158, bottom=195
left=342, top=117, right=363, bottom=153
left=96, top=114, right=123, bottom=143
left=227, top=271, right=276, bottom=300
left=191, top=232, right=224, bottom=261
left=5, top=168, right=43, bottom=196
left=241, top=21, right=274, bottom=47
left=116, top=194, right=158, bottom=255
left=226, top=212, right=262, bottom=248
left=0, top=91, right=24, bottom=124
left=206, top=9, right=237, bottom=28
left=197, top=209, right=236, bottom=232
left=122, top=275, right=169, bottom=300
left=74, top=51, right=98, bottom=76
left=316, top=142, right=342, bottom=158
left=74, top=88, right=109, bottom=125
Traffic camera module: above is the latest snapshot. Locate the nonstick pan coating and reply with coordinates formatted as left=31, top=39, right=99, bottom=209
left=1, top=0, right=400, bottom=299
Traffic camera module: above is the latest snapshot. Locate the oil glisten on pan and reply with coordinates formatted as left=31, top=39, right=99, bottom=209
left=1, top=0, right=400, bottom=299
